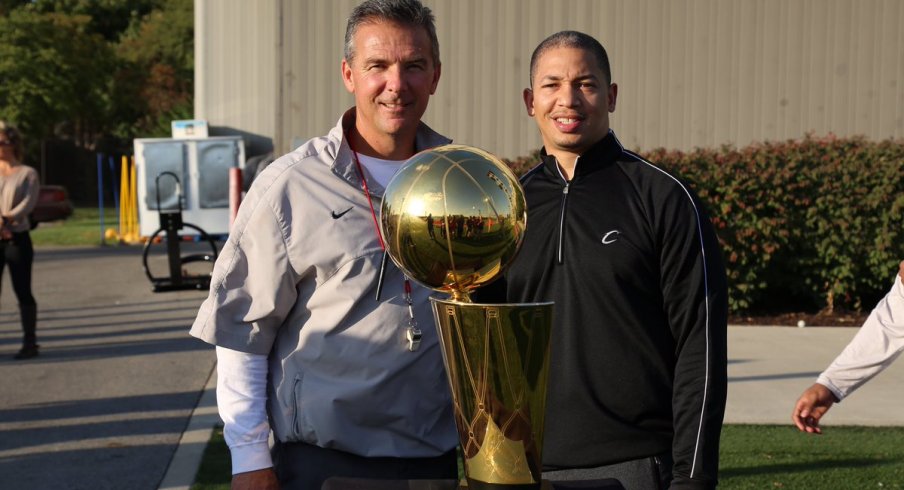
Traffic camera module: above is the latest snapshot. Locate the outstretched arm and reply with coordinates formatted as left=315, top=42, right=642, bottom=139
left=792, top=261, right=904, bottom=434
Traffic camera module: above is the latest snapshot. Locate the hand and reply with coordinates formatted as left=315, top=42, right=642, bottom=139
left=231, top=468, right=279, bottom=490
left=792, top=383, right=838, bottom=434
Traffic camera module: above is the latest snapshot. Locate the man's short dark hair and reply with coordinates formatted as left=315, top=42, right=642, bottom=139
left=344, top=0, right=440, bottom=67
left=529, top=30, right=611, bottom=87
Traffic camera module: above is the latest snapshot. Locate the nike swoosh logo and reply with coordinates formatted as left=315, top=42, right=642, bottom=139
left=331, top=207, right=353, bottom=219
left=601, top=230, right=620, bottom=245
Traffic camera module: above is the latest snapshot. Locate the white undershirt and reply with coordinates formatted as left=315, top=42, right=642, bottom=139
left=216, top=347, right=271, bottom=474
left=216, top=153, right=405, bottom=474
left=355, top=152, right=406, bottom=188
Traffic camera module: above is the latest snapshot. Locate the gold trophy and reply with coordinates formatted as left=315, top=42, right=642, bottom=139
left=381, top=145, right=553, bottom=489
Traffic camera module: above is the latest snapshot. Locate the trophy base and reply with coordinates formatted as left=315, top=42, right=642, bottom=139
left=464, top=479, right=546, bottom=490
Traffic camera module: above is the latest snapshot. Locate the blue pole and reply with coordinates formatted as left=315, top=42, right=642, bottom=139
left=97, top=153, right=105, bottom=245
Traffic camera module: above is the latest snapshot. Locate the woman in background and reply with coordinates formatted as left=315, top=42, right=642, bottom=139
left=0, top=121, right=40, bottom=360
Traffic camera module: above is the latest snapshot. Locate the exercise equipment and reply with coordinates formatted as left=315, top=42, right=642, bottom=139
left=142, top=172, right=218, bottom=292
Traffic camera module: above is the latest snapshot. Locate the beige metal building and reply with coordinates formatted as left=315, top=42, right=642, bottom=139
left=195, top=0, right=904, bottom=159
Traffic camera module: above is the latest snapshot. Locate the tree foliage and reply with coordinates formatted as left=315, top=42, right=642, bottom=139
left=113, top=0, right=193, bottom=138
left=0, top=9, right=112, bottom=145
left=27, top=0, right=162, bottom=41
left=0, top=0, right=192, bottom=157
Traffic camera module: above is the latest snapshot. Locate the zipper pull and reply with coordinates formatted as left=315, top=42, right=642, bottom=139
left=562, top=182, right=570, bottom=195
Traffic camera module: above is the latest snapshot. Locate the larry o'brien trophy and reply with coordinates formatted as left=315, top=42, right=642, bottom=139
left=381, top=145, right=553, bottom=489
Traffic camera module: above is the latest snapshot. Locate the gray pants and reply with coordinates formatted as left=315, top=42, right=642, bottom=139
left=543, top=452, right=672, bottom=490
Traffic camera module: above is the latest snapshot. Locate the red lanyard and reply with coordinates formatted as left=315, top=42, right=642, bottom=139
left=350, top=148, right=387, bottom=252
left=347, top=138, right=422, bottom=351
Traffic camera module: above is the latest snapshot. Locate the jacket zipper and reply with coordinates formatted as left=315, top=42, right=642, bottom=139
left=557, top=181, right=569, bottom=264
left=651, top=455, right=664, bottom=489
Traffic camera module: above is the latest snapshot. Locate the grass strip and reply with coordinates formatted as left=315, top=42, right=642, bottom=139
left=191, top=425, right=904, bottom=489
left=31, top=207, right=120, bottom=247
left=720, top=424, right=904, bottom=488
left=191, top=426, right=231, bottom=490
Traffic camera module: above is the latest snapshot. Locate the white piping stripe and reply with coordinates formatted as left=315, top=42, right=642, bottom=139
left=612, top=132, right=713, bottom=478
left=554, top=157, right=569, bottom=264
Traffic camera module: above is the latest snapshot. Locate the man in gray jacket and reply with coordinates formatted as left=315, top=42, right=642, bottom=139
left=190, top=1, right=457, bottom=488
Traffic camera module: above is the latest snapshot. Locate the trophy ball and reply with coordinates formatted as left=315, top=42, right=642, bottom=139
left=380, top=144, right=527, bottom=299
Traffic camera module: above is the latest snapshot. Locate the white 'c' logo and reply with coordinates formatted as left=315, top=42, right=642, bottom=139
left=601, top=230, right=620, bottom=245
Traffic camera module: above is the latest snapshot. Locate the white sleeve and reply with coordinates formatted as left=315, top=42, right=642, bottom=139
left=817, top=275, right=904, bottom=400
left=216, top=346, right=273, bottom=474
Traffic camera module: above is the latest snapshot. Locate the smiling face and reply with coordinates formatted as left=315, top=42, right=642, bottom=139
left=523, top=46, right=617, bottom=166
left=342, top=20, right=441, bottom=160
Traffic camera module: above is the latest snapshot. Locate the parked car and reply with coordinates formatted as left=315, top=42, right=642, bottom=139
left=29, top=185, right=74, bottom=229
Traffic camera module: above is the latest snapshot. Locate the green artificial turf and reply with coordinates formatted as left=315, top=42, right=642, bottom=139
left=191, top=425, right=904, bottom=489
left=719, top=424, right=904, bottom=488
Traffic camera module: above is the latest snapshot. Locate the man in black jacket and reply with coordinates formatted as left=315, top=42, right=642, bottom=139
left=506, top=31, right=728, bottom=489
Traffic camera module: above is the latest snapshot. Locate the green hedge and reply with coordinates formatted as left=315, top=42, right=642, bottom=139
left=504, top=136, right=904, bottom=314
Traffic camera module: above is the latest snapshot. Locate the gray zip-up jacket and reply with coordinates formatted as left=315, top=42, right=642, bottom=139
left=191, top=109, right=458, bottom=457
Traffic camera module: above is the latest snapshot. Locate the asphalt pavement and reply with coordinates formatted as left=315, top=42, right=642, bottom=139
left=0, top=245, right=214, bottom=490
left=0, top=245, right=902, bottom=490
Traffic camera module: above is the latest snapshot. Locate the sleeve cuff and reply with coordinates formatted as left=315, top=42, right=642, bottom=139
left=815, top=376, right=845, bottom=402
left=229, top=440, right=273, bottom=475
left=669, top=475, right=716, bottom=489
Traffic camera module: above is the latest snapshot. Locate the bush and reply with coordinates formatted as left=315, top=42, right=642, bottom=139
left=504, top=149, right=542, bottom=177
left=505, top=135, right=904, bottom=315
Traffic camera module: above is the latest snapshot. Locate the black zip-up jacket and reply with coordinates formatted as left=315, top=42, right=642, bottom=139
left=505, top=131, right=728, bottom=489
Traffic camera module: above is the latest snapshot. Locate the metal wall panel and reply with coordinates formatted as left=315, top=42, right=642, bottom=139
left=196, top=0, right=904, bottom=158
left=279, top=0, right=360, bottom=151
left=195, top=0, right=279, bottom=156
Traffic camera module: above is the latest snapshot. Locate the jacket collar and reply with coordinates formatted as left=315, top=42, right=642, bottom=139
left=329, top=108, right=452, bottom=197
left=539, top=130, right=623, bottom=182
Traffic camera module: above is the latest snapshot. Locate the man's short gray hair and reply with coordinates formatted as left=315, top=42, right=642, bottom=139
left=344, top=0, right=440, bottom=66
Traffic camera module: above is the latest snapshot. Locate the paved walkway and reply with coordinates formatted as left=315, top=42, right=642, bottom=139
left=726, top=325, right=904, bottom=426
left=1, top=246, right=902, bottom=489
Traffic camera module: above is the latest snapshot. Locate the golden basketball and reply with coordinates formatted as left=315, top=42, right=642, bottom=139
left=380, top=144, right=527, bottom=300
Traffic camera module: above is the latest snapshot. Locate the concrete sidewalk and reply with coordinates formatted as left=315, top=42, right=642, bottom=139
left=726, top=325, right=904, bottom=426
left=1, top=246, right=902, bottom=490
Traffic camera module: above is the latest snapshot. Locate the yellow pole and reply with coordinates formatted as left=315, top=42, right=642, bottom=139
left=120, top=156, right=129, bottom=240
left=130, top=155, right=138, bottom=242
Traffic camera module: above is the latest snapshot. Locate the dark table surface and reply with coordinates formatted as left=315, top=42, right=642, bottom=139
left=321, top=477, right=625, bottom=489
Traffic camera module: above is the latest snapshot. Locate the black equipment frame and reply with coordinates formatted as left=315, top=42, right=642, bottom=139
left=142, top=171, right=219, bottom=292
